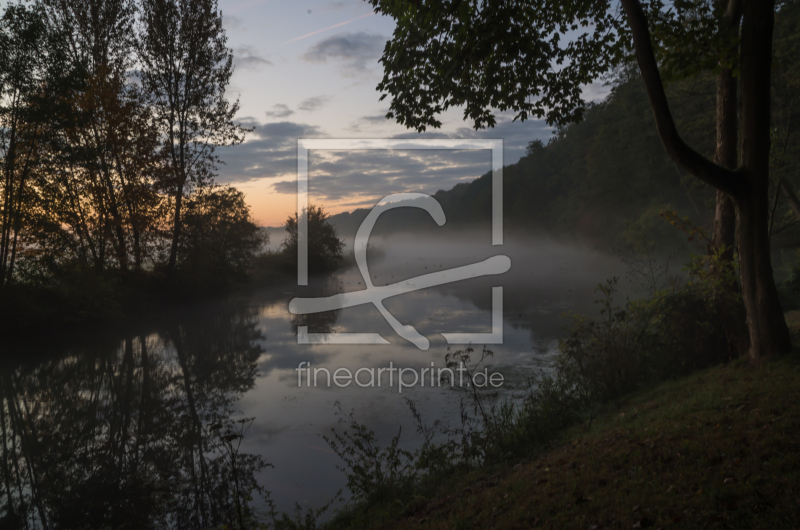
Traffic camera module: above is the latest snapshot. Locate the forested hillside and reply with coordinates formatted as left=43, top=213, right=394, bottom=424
left=331, top=2, right=800, bottom=272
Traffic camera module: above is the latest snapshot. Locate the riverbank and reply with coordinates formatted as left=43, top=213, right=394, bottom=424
left=0, top=264, right=295, bottom=347
left=331, top=341, right=800, bottom=529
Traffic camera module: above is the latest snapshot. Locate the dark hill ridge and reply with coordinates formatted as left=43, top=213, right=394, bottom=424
left=327, top=72, right=717, bottom=249
left=324, top=3, right=800, bottom=259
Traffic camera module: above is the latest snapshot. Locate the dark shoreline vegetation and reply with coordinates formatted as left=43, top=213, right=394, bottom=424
left=327, top=346, right=800, bottom=530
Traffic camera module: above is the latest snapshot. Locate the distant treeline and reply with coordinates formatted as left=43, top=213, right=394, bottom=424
left=330, top=4, right=800, bottom=267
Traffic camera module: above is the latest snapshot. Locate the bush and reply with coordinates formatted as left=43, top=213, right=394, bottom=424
left=557, top=250, right=747, bottom=406
left=177, top=186, right=266, bottom=289
left=323, top=403, right=415, bottom=504
left=323, top=252, right=750, bottom=525
left=280, top=205, right=344, bottom=275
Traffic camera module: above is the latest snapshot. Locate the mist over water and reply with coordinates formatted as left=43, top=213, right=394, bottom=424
left=2, top=230, right=634, bottom=524
left=243, top=231, right=631, bottom=512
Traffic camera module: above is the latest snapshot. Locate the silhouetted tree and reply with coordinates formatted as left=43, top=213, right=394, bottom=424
left=0, top=4, right=50, bottom=288
left=179, top=185, right=266, bottom=285
left=282, top=205, right=344, bottom=275
left=368, top=0, right=792, bottom=361
left=137, top=0, right=248, bottom=275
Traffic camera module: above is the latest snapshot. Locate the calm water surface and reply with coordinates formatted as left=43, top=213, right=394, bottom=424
left=1, top=235, right=627, bottom=528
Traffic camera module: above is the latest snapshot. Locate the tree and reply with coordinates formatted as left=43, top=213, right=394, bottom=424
left=368, top=0, right=793, bottom=361
left=282, top=205, right=344, bottom=274
left=39, top=0, right=140, bottom=271
left=179, top=186, right=265, bottom=283
left=137, top=0, right=248, bottom=275
left=708, top=0, right=739, bottom=267
left=768, top=2, right=800, bottom=237
left=31, top=0, right=169, bottom=274
left=0, top=4, right=49, bottom=289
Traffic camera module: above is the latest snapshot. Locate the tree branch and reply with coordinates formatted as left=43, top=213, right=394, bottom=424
left=619, top=0, right=745, bottom=197
left=725, top=0, right=744, bottom=22
left=780, top=179, right=800, bottom=222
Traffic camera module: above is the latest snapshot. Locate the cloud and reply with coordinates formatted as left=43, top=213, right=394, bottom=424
left=234, top=45, right=273, bottom=70
left=271, top=149, right=493, bottom=203
left=265, top=104, right=294, bottom=119
left=223, top=15, right=245, bottom=31
left=347, top=111, right=389, bottom=131
left=360, top=114, right=388, bottom=124
left=216, top=112, right=552, bottom=202
left=325, top=1, right=348, bottom=10
left=298, top=95, right=331, bottom=112
left=216, top=119, right=323, bottom=182
left=285, top=12, right=376, bottom=44
left=302, top=32, right=385, bottom=76
left=581, top=81, right=612, bottom=103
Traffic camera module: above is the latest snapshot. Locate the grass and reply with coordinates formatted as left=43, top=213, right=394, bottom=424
left=331, top=352, right=800, bottom=529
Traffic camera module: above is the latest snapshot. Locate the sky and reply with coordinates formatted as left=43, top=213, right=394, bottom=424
left=215, top=0, right=610, bottom=226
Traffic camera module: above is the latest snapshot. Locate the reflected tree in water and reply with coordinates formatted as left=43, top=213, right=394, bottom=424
left=290, top=275, right=341, bottom=337
left=0, top=304, right=269, bottom=529
left=290, top=310, right=340, bottom=337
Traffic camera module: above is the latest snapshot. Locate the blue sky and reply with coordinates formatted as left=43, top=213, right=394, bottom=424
left=215, top=0, right=609, bottom=225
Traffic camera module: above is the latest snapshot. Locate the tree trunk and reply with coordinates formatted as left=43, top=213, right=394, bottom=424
left=711, top=49, right=738, bottom=263
left=621, top=0, right=791, bottom=361
left=0, top=112, right=19, bottom=288
left=712, top=191, right=736, bottom=259
left=5, top=155, right=33, bottom=287
left=167, top=184, right=183, bottom=273
left=737, top=0, right=792, bottom=360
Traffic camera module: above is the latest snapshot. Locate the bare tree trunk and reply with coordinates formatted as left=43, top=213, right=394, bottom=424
left=167, top=184, right=183, bottom=273
left=736, top=0, right=792, bottom=360
left=711, top=35, right=738, bottom=263
left=99, top=164, right=129, bottom=271
left=710, top=0, right=741, bottom=262
left=712, top=191, right=736, bottom=259
left=114, top=153, right=143, bottom=270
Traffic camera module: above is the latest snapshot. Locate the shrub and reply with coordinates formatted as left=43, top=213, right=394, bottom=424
left=178, top=185, right=266, bottom=288
left=323, top=403, right=415, bottom=504
left=280, top=205, right=344, bottom=275
left=557, top=250, right=747, bottom=406
left=324, top=251, right=750, bottom=523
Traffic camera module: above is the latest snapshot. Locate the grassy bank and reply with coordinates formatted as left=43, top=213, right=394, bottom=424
left=330, top=348, right=800, bottom=529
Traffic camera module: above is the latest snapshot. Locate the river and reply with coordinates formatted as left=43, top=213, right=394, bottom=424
left=0, top=233, right=627, bottom=528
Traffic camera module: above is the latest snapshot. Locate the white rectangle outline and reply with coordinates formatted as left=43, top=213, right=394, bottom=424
left=296, top=138, right=503, bottom=345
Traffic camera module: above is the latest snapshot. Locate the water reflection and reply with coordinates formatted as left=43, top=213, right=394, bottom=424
left=0, top=235, right=630, bottom=526
left=0, top=303, right=266, bottom=529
